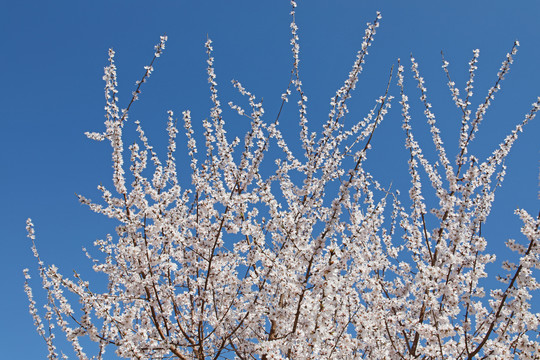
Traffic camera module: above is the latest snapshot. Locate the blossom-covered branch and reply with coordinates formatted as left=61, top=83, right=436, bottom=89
left=25, top=2, right=539, bottom=359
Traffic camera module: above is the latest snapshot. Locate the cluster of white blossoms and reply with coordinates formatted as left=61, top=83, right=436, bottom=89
left=25, top=2, right=539, bottom=359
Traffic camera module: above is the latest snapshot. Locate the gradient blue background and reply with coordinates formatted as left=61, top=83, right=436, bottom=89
left=2, top=1, right=539, bottom=358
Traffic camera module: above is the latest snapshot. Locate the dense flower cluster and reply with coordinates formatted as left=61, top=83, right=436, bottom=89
left=25, top=2, right=539, bottom=359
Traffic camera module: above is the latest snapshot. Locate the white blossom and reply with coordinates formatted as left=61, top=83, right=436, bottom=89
left=25, top=3, right=539, bottom=359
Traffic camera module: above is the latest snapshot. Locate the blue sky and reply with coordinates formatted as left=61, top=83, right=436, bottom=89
left=1, top=1, right=539, bottom=358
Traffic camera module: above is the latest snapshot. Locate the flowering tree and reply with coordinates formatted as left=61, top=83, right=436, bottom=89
left=24, top=2, right=540, bottom=359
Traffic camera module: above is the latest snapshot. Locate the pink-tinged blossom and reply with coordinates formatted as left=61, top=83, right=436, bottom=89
left=25, top=3, right=539, bottom=359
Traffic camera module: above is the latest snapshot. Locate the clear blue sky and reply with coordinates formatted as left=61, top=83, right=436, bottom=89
left=1, top=1, right=539, bottom=358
